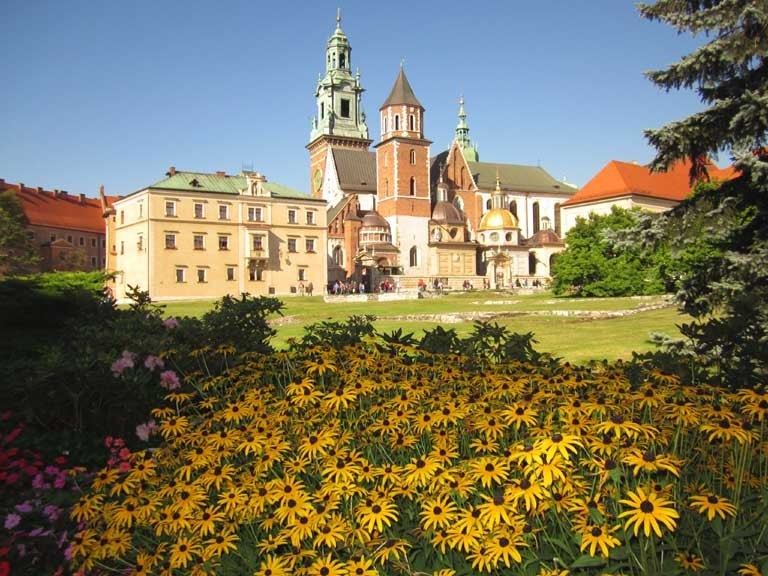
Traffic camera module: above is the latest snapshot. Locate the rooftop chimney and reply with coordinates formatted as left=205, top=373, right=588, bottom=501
left=79, top=193, right=86, bottom=204
left=168, top=166, right=177, bottom=176
left=37, top=186, right=44, bottom=193
left=0, top=178, right=6, bottom=188
left=216, top=171, right=226, bottom=177
left=18, top=183, right=24, bottom=192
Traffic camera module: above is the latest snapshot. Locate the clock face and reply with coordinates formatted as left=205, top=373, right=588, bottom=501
left=313, top=168, right=323, bottom=192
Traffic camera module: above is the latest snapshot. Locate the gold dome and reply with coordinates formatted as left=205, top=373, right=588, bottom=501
left=478, top=208, right=518, bottom=231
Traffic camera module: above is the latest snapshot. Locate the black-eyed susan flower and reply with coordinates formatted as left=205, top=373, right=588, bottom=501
left=169, top=535, right=202, bottom=569
left=674, top=551, right=705, bottom=572
left=203, top=529, right=239, bottom=559
left=689, top=492, right=737, bottom=521
left=618, top=486, right=679, bottom=538
left=486, top=528, right=526, bottom=567
left=579, top=523, right=621, bottom=557
left=536, top=432, right=582, bottom=462
left=470, top=456, right=509, bottom=488
left=356, top=497, right=398, bottom=533
left=254, top=554, right=292, bottom=576
left=420, top=494, right=458, bottom=531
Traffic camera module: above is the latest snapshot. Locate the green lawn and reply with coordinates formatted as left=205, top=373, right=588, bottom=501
left=159, top=292, right=687, bottom=364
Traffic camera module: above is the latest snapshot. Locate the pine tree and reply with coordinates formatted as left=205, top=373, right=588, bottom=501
left=0, top=190, right=40, bottom=277
left=638, top=1, right=768, bottom=387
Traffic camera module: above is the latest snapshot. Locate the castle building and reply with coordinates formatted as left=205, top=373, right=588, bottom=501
left=2, top=178, right=112, bottom=272
left=560, top=159, right=736, bottom=235
left=310, top=14, right=576, bottom=289
left=106, top=168, right=326, bottom=302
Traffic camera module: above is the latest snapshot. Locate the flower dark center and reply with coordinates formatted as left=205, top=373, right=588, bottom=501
left=591, top=526, right=602, bottom=537
left=707, top=495, right=718, bottom=504
left=640, top=500, right=654, bottom=513
left=499, top=537, right=510, bottom=547
left=372, top=504, right=382, bottom=514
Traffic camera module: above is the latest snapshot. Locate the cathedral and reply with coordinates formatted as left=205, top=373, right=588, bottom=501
left=308, top=13, right=577, bottom=291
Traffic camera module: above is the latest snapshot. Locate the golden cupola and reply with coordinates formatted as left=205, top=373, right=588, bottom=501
left=478, top=173, right=518, bottom=232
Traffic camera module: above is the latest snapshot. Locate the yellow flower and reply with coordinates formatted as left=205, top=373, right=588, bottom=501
left=486, top=528, right=526, bottom=567
left=535, top=432, right=582, bottom=462
left=309, top=553, right=348, bottom=576
left=689, top=493, right=737, bottom=521
left=579, top=523, right=621, bottom=557
left=346, top=556, right=378, bottom=576
left=169, top=535, right=202, bottom=569
left=618, top=486, right=679, bottom=538
left=675, top=551, right=705, bottom=572
left=160, top=415, right=190, bottom=439
left=420, top=494, right=458, bottom=531
left=356, top=497, right=398, bottom=533
left=470, top=456, right=509, bottom=488
left=254, top=554, right=292, bottom=576
left=203, top=529, right=239, bottom=559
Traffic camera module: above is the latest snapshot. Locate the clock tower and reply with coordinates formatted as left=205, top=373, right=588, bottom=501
left=307, top=10, right=372, bottom=199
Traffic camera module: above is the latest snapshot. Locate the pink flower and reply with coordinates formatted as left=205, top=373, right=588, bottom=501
left=160, top=370, right=181, bottom=390
left=135, top=420, right=157, bottom=442
left=44, top=505, right=61, bottom=522
left=4, top=513, right=21, bottom=530
left=53, top=475, right=66, bottom=489
left=31, top=474, right=47, bottom=489
left=45, top=465, right=60, bottom=476
left=118, top=447, right=130, bottom=461
left=14, top=501, right=34, bottom=514
left=110, top=350, right=136, bottom=377
left=144, top=355, right=165, bottom=371
left=118, top=461, right=131, bottom=473
left=163, top=317, right=179, bottom=329
left=105, top=436, right=114, bottom=448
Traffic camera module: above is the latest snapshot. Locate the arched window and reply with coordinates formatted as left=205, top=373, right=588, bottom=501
left=528, top=252, right=537, bottom=275
left=409, top=115, right=415, bottom=131
left=549, top=253, right=558, bottom=272
left=485, top=199, right=492, bottom=211
left=532, top=202, right=540, bottom=234
left=383, top=116, right=387, bottom=133
left=554, top=203, right=562, bottom=236
left=394, top=115, right=400, bottom=130
left=409, top=149, right=416, bottom=165
left=509, top=200, right=518, bottom=218
left=453, top=196, right=464, bottom=211
left=384, top=178, right=389, bottom=196
left=409, top=177, right=416, bottom=196
left=460, top=166, right=466, bottom=188
left=333, top=246, right=343, bottom=265
left=320, top=102, right=324, bottom=119
left=339, top=53, right=346, bottom=69
left=409, top=246, right=418, bottom=267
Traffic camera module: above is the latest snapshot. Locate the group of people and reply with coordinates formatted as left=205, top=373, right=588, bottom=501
left=329, top=280, right=366, bottom=295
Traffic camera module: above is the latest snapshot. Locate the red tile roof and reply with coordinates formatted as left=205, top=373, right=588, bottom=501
left=2, top=180, right=115, bottom=234
left=562, top=159, right=736, bottom=207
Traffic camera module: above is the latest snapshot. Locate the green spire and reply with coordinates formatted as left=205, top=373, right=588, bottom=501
left=310, top=11, right=370, bottom=144
left=455, top=96, right=479, bottom=161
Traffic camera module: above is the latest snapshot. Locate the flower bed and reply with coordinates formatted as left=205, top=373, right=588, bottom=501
left=70, top=344, right=768, bottom=575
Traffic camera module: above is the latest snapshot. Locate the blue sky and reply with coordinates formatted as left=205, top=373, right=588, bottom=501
left=1, top=1, right=706, bottom=198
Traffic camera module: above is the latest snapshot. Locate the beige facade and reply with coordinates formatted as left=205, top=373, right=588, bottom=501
left=108, top=170, right=327, bottom=302
left=560, top=195, right=677, bottom=236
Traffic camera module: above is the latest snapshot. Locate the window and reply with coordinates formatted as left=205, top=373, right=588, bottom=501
left=383, top=116, right=387, bottom=132
left=298, top=268, right=306, bottom=281
left=91, top=238, right=96, bottom=247
left=120, top=241, right=125, bottom=255
left=409, top=177, right=416, bottom=196
left=218, top=235, right=229, bottom=250
left=305, top=238, right=315, bottom=252
left=252, top=235, right=263, bottom=251
left=138, top=203, right=143, bottom=218
left=197, top=268, right=207, bottom=283
left=409, top=149, right=416, bottom=165
left=137, top=235, right=144, bottom=251
left=320, top=102, right=324, bottom=119
left=409, top=246, right=418, bottom=267
left=306, top=211, right=315, bottom=225
left=288, top=209, right=297, bottom=224
left=175, top=268, right=186, bottom=283
left=485, top=199, right=492, bottom=211
left=248, top=207, right=262, bottom=222
left=409, top=114, right=415, bottom=131
left=67, top=235, right=73, bottom=244
left=339, top=52, right=346, bottom=69
left=287, top=238, right=297, bottom=252
left=79, top=237, right=84, bottom=246
left=165, top=234, right=176, bottom=249
left=340, top=98, right=350, bottom=118
left=529, top=252, right=537, bottom=275
left=249, top=268, right=263, bottom=281
left=194, top=203, right=204, bottom=219
left=509, top=200, right=518, bottom=218
left=120, top=211, right=124, bottom=224
left=218, top=205, right=229, bottom=220
left=226, top=267, right=235, bottom=281
left=532, top=202, right=540, bottom=234
left=394, top=115, right=400, bottom=130
left=194, top=235, right=205, bottom=250
left=165, top=201, right=176, bottom=217
left=333, top=245, right=343, bottom=265
left=101, top=239, right=106, bottom=248
left=91, top=256, right=97, bottom=266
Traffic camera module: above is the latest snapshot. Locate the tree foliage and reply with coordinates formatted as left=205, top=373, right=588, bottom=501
left=551, top=207, right=669, bottom=297
left=0, top=190, right=40, bottom=276
left=637, top=0, right=768, bottom=387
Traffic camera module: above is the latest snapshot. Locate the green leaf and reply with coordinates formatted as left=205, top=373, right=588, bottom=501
left=570, top=554, right=607, bottom=569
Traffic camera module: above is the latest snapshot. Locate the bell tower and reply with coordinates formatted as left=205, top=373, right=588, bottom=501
left=375, top=65, right=432, bottom=276
left=307, top=10, right=371, bottom=199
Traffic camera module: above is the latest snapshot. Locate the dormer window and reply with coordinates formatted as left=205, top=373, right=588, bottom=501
left=189, top=179, right=201, bottom=188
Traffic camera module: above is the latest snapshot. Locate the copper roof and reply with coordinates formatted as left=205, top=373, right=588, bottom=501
left=431, top=201, right=464, bottom=225
left=380, top=68, right=423, bottom=110
left=525, top=228, right=563, bottom=247
left=331, top=148, right=377, bottom=193
left=361, top=211, right=390, bottom=229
